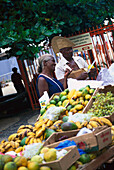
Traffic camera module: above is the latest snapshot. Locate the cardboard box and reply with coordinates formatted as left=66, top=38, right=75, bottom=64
left=45, top=127, right=112, bottom=152
left=83, top=85, right=114, bottom=122
left=44, top=129, right=79, bottom=146
left=39, top=146, right=80, bottom=170
left=68, top=68, right=87, bottom=79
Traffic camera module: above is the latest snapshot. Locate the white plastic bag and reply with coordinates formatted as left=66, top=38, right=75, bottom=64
left=39, top=91, right=49, bottom=108
left=96, top=68, right=114, bottom=86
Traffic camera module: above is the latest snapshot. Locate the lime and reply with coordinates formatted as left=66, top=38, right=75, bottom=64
left=50, top=100, right=56, bottom=105
left=53, top=95, right=60, bottom=102
left=40, top=107, right=46, bottom=115
left=57, top=101, right=62, bottom=106
left=78, top=154, right=91, bottom=164
left=59, top=91, right=67, bottom=98
left=61, top=95, right=67, bottom=102
left=62, top=116, right=68, bottom=122
left=66, top=105, right=72, bottom=111
left=64, top=89, right=69, bottom=94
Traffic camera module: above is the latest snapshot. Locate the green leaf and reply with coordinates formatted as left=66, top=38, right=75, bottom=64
left=16, top=51, right=22, bottom=55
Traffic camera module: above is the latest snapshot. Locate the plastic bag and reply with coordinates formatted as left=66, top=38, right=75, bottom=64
left=39, top=91, right=49, bottom=108
left=42, top=106, right=66, bottom=122
left=96, top=68, right=114, bottom=86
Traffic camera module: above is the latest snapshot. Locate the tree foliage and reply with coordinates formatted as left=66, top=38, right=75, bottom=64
left=0, top=0, right=113, bottom=60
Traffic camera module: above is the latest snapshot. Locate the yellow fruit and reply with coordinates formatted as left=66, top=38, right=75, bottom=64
left=85, top=94, right=91, bottom=100
left=18, top=167, right=28, bottom=170
left=44, top=149, right=57, bottom=162
left=40, top=166, right=51, bottom=170
left=40, top=147, right=50, bottom=154
left=14, top=156, right=27, bottom=167
left=31, top=155, right=43, bottom=164
left=99, top=117, right=112, bottom=127
left=75, top=121, right=82, bottom=129
left=47, top=104, right=55, bottom=109
left=27, top=161, right=39, bottom=170
left=90, top=117, right=104, bottom=126
left=68, top=89, right=77, bottom=99
left=62, top=99, right=69, bottom=107
left=77, top=91, right=82, bottom=97
left=70, top=108, right=77, bottom=113
left=59, top=91, right=67, bottom=98
left=74, top=104, right=83, bottom=110
left=89, top=121, right=100, bottom=128
left=88, top=65, right=94, bottom=69
left=84, top=100, right=89, bottom=106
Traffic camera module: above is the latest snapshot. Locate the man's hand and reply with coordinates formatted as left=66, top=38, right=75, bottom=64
left=64, top=68, right=72, bottom=78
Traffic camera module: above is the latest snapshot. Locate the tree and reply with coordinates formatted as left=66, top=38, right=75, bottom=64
left=0, top=0, right=113, bottom=60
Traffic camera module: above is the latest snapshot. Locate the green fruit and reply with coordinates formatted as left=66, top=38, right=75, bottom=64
left=56, top=101, right=62, bottom=106
left=44, top=129, right=55, bottom=139
left=79, top=87, right=85, bottom=92
left=20, top=137, right=27, bottom=146
left=61, top=122, right=78, bottom=131
left=78, top=154, right=91, bottom=164
left=86, top=85, right=90, bottom=88
left=0, top=159, right=4, bottom=170
left=50, top=100, right=56, bottom=105
left=4, top=162, right=17, bottom=170
left=82, top=89, right=88, bottom=96
left=68, top=165, right=76, bottom=170
left=53, top=95, right=60, bottom=102
left=59, top=91, right=67, bottom=98
left=61, top=96, right=67, bottom=102
left=89, top=89, right=95, bottom=94
left=66, top=105, right=72, bottom=111
left=64, top=89, right=69, bottom=94
left=40, top=108, right=46, bottom=115
left=62, top=116, right=68, bottom=122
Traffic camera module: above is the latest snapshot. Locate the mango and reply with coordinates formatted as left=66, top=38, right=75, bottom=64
left=61, top=122, right=78, bottom=131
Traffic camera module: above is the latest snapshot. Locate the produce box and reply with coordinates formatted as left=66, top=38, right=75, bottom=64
left=83, top=85, right=114, bottom=122
left=45, top=126, right=112, bottom=152
left=44, top=129, right=79, bottom=146
left=39, top=146, right=80, bottom=170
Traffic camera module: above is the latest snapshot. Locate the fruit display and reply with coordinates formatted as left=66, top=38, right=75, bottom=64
left=40, top=85, right=95, bottom=115
left=87, top=91, right=114, bottom=117
left=0, top=85, right=114, bottom=170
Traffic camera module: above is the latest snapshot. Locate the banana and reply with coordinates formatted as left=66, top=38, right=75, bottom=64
left=8, top=133, right=18, bottom=141
left=46, top=120, right=53, bottom=127
left=29, top=138, right=35, bottom=144
left=17, top=128, right=28, bottom=133
left=111, top=125, right=114, bottom=131
left=15, top=142, right=19, bottom=148
left=44, top=118, right=49, bottom=124
left=17, top=125, right=26, bottom=130
left=36, top=127, right=45, bottom=138
left=1, top=140, right=6, bottom=144
left=0, top=148, right=5, bottom=153
left=36, top=138, right=42, bottom=143
left=25, top=136, right=31, bottom=145
left=10, top=141, right=16, bottom=149
left=15, top=147, right=23, bottom=153
left=99, top=117, right=112, bottom=127
left=5, top=143, right=11, bottom=150
left=89, top=121, right=100, bottom=128
left=35, top=120, right=44, bottom=130
left=40, top=135, right=44, bottom=141
left=81, top=121, right=88, bottom=128
left=26, top=125, right=33, bottom=130
left=33, top=138, right=38, bottom=143
left=53, top=120, right=63, bottom=126
left=6, top=147, right=14, bottom=152
left=33, top=127, right=37, bottom=133
left=75, top=121, right=82, bottom=129
left=90, top=117, right=104, bottom=126
left=87, top=124, right=93, bottom=130
left=27, top=132, right=35, bottom=137
left=16, top=140, right=21, bottom=144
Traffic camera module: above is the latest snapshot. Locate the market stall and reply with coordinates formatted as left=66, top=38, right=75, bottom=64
left=0, top=85, right=114, bottom=170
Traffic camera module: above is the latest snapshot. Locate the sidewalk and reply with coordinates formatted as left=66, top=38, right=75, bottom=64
left=0, top=108, right=40, bottom=142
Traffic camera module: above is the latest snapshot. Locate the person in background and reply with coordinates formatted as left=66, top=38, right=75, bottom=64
left=0, top=82, right=3, bottom=96
left=36, top=54, right=70, bottom=98
left=51, top=36, right=96, bottom=84
left=11, top=67, right=25, bottom=93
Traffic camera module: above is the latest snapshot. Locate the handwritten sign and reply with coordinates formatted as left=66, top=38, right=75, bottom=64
left=68, top=32, right=93, bottom=52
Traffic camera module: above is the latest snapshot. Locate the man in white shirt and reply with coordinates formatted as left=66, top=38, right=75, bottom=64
left=51, top=36, right=95, bottom=84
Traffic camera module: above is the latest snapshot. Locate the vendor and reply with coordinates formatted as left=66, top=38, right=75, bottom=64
left=51, top=36, right=96, bottom=84
left=36, top=54, right=70, bottom=98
